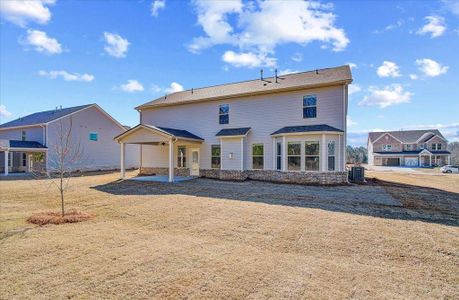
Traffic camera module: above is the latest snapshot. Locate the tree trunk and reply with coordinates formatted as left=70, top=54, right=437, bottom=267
left=60, top=175, right=64, bottom=216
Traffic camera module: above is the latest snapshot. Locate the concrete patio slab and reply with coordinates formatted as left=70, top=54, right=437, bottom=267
left=128, top=175, right=196, bottom=183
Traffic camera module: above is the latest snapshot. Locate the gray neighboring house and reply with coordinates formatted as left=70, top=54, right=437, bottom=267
left=0, top=104, right=138, bottom=175
left=367, top=129, right=451, bottom=167
left=115, top=65, right=352, bottom=184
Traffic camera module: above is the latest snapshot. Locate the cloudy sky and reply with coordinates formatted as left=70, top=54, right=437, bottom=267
left=0, top=0, right=458, bottom=145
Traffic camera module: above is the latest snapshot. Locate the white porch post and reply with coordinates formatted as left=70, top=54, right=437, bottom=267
left=240, top=137, right=244, bottom=171
left=272, top=138, right=275, bottom=170
left=120, top=143, right=126, bottom=179
left=168, top=138, right=174, bottom=182
left=448, top=155, right=451, bottom=165
left=4, top=150, right=8, bottom=176
left=282, top=136, right=287, bottom=171
left=429, top=154, right=432, bottom=167
left=321, top=134, right=327, bottom=172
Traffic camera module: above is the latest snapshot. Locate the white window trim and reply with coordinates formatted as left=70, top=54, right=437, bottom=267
left=327, top=141, right=336, bottom=171
left=304, top=141, right=320, bottom=172
left=218, top=104, right=229, bottom=124
left=287, top=142, right=302, bottom=172
left=303, top=95, right=317, bottom=119
left=177, top=145, right=186, bottom=168
left=211, top=144, right=221, bottom=169
left=251, top=143, right=264, bottom=170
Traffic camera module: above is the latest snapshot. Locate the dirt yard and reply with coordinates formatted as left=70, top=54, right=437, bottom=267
left=1, top=171, right=458, bottom=299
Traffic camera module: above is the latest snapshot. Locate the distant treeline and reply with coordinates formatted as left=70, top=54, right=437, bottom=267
left=448, top=142, right=459, bottom=164
left=346, top=146, right=368, bottom=164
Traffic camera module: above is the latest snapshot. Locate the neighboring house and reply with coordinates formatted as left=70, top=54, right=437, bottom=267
left=367, top=129, right=451, bottom=167
left=115, top=65, right=352, bottom=184
left=0, top=104, right=138, bottom=175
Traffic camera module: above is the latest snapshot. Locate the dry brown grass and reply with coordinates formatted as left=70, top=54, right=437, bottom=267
left=1, top=171, right=458, bottom=299
left=27, top=209, right=91, bottom=225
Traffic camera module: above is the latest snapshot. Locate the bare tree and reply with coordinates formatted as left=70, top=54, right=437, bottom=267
left=38, top=117, right=83, bottom=216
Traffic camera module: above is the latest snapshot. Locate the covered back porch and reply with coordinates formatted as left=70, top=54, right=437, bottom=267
left=0, top=140, right=47, bottom=176
left=114, top=124, right=204, bottom=182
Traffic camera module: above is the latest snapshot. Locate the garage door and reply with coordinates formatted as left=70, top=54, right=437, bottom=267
left=383, top=158, right=400, bottom=166
left=405, top=157, right=418, bottom=167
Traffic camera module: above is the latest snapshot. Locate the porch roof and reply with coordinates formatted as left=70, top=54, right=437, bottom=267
left=374, top=150, right=451, bottom=155
left=0, top=139, right=47, bottom=151
left=216, top=127, right=251, bottom=137
left=114, top=124, right=204, bottom=143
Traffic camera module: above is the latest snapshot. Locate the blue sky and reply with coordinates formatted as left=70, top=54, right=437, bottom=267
left=0, top=0, right=458, bottom=146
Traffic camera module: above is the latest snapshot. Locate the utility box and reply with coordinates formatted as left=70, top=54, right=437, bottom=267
left=349, top=166, right=365, bottom=183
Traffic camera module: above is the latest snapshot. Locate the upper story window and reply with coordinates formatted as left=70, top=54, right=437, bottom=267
left=89, top=132, right=98, bottom=141
left=252, top=144, right=264, bottom=170
left=432, top=143, right=442, bottom=150
left=21, top=130, right=26, bottom=141
left=303, top=95, right=317, bottom=119
left=383, top=144, right=392, bottom=151
left=177, top=146, right=186, bottom=168
left=420, top=143, right=428, bottom=149
left=219, top=104, right=229, bottom=124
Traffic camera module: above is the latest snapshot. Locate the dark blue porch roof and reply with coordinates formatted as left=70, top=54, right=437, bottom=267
left=9, top=140, right=47, bottom=149
left=271, top=124, right=343, bottom=135
left=0, top=104, right=93, bottom=128
left=216, top=127, right=251, bottom=137
left=157, top=126, right=204, bottom=141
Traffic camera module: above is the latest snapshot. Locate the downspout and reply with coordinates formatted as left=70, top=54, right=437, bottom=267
left=343, top=84, right=348, bottom=172
left=139, top=109, right=143, bottom=172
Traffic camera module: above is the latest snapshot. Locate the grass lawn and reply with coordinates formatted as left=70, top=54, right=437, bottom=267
left=1, top=171, right=458, bottom=299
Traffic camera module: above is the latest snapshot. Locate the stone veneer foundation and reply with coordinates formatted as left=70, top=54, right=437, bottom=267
left=140, top=167, right=347, bottom=185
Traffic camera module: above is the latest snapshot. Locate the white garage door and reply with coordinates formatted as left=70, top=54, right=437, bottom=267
left=405, top=157, right=418, bottom=166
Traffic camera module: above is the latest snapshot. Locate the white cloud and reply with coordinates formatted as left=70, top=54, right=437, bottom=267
left=189, top=0, right=349, bottom=67
left=23, top=29, right=62, bottom=55
left=347, top=62, right=358, bottom=69
left=0, top=0, right=55, bottom=27
left=38, top=70, right=94, bottom=82
left=291, top=52, right=303, bottom=62
left=120, top=80, right=144, bottom=92
left=222, top=50, right=276, bottom=68
left=415, top=58, right=448, bottom=77
left=151, top=0, right=165, bottom=17
left=442, top=0, right=459, bottom=17
left=372, top=20, right=403, bottom=34
left=164, top=82, right=184, bottom=94
left=376, top=61, right=401, bottom=78
left=0, top=105, right=12, bottom=119
left=409, top=74, right=418, bottom=80
left=348, top=84, right=362, bottom=95
left=417, top=16, right=446, bottom=38
left=278, top=69, right=300, bottom=76
left=359, top=84, right=413, bottom=108
left=103, top=32, right=130, bottom=58
left=347, top=116, right=357, bottom=127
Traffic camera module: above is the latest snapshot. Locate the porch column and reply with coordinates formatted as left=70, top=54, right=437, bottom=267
left=240, top=137, right=244, bottom=171
left=429, top=154, right=432, bottom=167
left=4, top=150, right=8, bottom=176
left=448, top=155, right=451, bottom=165
left=168, top=138, right=174, bottom=182
left=120, top=142, right=125, bottom=179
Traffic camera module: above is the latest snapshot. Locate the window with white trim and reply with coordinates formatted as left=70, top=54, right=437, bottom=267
left=252, top=144, right=264, bottom=170
left=432, top=143, right=442, bottom=150
left=211, top=145, right=221, bottom=168
left=305, top=141, right=320, bottom=171
left=219, top=104, right=229, bottom=124
left=21, top=130, right=26, bottom=141
left=303, top=95, right=317, bottom=118
left=177, top=146, right=186, bottom=168
left=276, top=142, right=282, bottom=170
left=382, top=144, right=392, bottom=151
left=287, top=142, right=301, bottom=171
left=328, top=141, right=335, bottom=171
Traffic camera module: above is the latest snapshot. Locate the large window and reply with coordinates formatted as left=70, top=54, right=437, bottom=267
left=432, top=143, right=442, bottom=150
left=305, top=141, right=320, bottom=171
left=382, top=144, right=391, bottom=151
left=287, top=142, right=301, bottom=171
left=219, top=104, right=229, bottom=124
left=328, top=141, right=335, bottom=171
left=252, top=144, right=264, bottom=169
left=303, top=95, right=317, bottom=118
left=276, top=142, right=282, bottom=170
left=21, top=130, right=26, bottom=141
left=211, top=145, right=221, bottom=168
left=177, top=146, right=186, bottom=168
left=89, top=132, right=98, bottom=141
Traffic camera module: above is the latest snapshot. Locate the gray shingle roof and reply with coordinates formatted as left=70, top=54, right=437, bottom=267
left=216, top=127, right=251, bottom=137
left=0, top=104, right=93, bottom=129
left=137, top=65, right=352, bottom=109
left=271, top=124, right=343, bottom=135
left=156, top=126, right=204, bottom=140
left=368, top=129, right=446, bottom=144
left=374, top=150, right=450, bottom=155
left=9, top=140, right=47, bottom=149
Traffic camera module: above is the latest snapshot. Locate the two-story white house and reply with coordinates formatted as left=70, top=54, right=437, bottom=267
left=115, top=65, right=352, bottom=184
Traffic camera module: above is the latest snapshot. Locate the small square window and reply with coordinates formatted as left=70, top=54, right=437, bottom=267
left=89, top=132, right=98, bottom=141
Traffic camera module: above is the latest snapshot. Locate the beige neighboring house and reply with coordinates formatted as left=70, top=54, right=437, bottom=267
left=367, top=129, right=451, bottom=167
left=115, top=65, right=352, bottom=184
left=0, top=104, right=138, bottom=175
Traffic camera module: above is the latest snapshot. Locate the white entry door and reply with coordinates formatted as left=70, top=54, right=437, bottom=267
left=190, top=149, right=200, bottom=176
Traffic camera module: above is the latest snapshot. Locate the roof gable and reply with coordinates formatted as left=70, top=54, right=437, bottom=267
left=369, top=129, right=446, bottom=144
left=0, top=104, right=93, bottom=129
